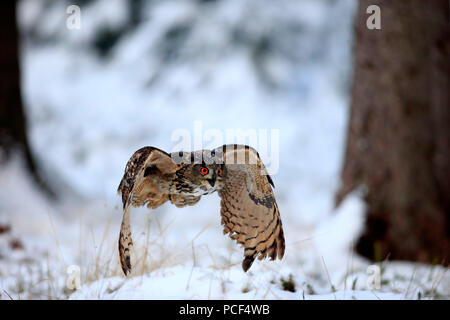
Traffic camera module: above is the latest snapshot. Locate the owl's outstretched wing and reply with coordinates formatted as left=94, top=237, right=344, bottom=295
left=117, top=146, right=179, bottom=275
left=214, top=144, right=285, bottom=272
left=118, top=147, right=178, bottom=209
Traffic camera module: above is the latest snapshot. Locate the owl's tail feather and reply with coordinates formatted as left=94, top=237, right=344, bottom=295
left=119, top=206, right=133, bottom=276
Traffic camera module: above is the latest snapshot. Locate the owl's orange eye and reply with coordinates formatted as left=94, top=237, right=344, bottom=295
left=201, top=167, right=209, bottom=175
left=218, top=169, right=223, bottom=176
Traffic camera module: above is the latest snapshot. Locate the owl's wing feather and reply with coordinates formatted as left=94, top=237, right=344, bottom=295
left=117, top=147, right=177, bottom=208
left=215, top=145, right=285, bottom=271
left=117, top=146, right=179, bottom=275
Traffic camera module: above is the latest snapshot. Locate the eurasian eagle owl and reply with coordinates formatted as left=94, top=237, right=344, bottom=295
left=117, top=144, right=285, bottom=275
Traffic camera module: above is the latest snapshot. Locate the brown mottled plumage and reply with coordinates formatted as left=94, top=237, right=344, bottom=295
left=117, top=144, right=285, bottom=275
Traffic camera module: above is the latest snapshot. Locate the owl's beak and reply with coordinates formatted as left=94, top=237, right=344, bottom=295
left=207, top=173, right=216, bottom=187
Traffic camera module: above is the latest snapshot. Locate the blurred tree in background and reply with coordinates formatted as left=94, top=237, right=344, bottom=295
left=0, top=1, right=53, bottom=197
left=337, top=0, right=449, bottom=265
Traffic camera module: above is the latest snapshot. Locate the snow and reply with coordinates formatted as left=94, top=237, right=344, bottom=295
left=68, top=266, right=404, bottom=300
left=0, top=0, right=448, bottom=300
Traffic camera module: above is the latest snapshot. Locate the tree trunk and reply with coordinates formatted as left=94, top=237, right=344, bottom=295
left=0, top=1, right=54, bottom=197
left=336, top=0, right=449, bottom=264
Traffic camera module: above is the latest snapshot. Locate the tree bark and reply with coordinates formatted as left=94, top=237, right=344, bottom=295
left=0, top=1, right=54, bottom=197
left=336, top=0, right=449, bottom=264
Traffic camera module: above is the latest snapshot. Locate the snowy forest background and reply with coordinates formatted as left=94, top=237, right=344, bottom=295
left=0, top=0, right=448, bottom=299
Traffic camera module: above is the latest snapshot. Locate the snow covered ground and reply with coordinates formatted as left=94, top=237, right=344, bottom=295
left=1, top=159, right=448, bottom=300
left=0, top=0, right=448, bottom=300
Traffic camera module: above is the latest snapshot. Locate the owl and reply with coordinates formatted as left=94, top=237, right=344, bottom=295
left=117, top=144, right=285, bottom=275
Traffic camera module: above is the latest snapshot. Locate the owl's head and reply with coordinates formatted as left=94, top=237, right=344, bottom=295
left=191, top=163, right=224, bottom=188
left=180, top=150, right=226, bottom=194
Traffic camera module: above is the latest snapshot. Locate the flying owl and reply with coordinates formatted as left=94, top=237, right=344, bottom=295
left=117, top=144, right=285, bottom=275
